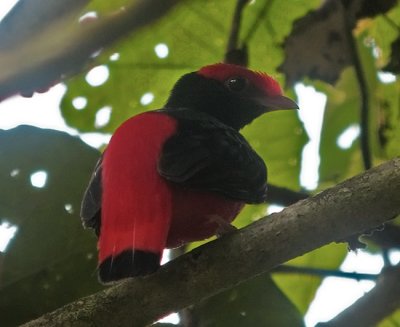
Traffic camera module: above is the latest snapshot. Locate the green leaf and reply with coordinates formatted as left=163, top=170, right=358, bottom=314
left=241, top=0, right=320, bottom=75
left=0, top=126, right=102, bottom=326
left=189, top=273, right=304, bottom=327
left=61, top=0, right=317, bottom=137
left=272, top=243, right=347, bottom=314
left=62, top=1, right=231, bottom=133
left=318, top=32, right=389, bottom=185
left=318, top=67, right=365, bottom=185
left=243, top=110, right=307, bottom=190
left=365, top=5, right=400, bottom=68
left=378, top=309, right=400, bottom=327
left=85, top=0, right=134, bottom=14
left=376, top=80, right=400, bottom=159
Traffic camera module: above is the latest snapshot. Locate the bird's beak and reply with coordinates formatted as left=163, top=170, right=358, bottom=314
left=257, top=95, right=299, bottom=112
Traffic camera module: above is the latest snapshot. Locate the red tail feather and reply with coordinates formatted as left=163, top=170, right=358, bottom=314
left=99, top=113, right=177, bottom=280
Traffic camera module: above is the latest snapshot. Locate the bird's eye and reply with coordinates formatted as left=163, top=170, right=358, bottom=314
left=226, top=77, right=248, bottom=92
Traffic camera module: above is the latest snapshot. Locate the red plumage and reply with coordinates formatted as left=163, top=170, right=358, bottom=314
left=100, top=113, right=176, bottom=263
left=198, top=63, right=282, bottom=97
left=100, top=112, right=244, bottom=263
left=81, top=63, right=297, bottom=282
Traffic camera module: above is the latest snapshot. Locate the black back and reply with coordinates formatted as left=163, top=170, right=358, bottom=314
left=157, top=108, right=267, bottom=203
left=81, top=157, right=102, bottom=235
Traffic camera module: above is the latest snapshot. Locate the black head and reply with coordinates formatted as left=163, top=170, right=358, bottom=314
left=165, top=63, right=298, bottom=130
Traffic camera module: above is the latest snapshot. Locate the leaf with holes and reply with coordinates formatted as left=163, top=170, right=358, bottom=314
left=61, top=0, right=313, bottom=194
left=61, top=0, right=318, bottom=134
left=0, top=126, right=102, bottom=327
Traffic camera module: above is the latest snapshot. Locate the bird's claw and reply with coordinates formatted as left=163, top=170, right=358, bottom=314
left=208, top=214, right=237, bottom=237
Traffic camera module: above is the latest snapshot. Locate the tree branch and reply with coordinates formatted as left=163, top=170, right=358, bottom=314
left=0, top=0, right=89, bottom=49
left=0, top=0, right=180, bottom=100
left=317, top=266, right=400, bottom=327
left=22, top=158, right=400, bottom=327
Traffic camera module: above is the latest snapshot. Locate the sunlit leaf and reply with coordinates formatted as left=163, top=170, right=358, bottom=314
left=243, top=110, right=307, bottom=190
left=378, top=309, right=400, bottom=327
left=364, top=5, right=400, bottom=68
left=272, top=243, right=347, bottom=314
left=317, top=68, right=361, bottom=185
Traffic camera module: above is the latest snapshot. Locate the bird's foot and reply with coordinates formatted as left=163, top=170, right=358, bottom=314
left=207, top=214, right=237, bottom=237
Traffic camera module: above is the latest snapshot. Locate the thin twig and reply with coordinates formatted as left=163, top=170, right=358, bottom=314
left=317, top=266, right=400, bottom=327
left=382, top=249, right=391, bottom=267
left=273, top=265, right=379, bottom=281
left=243, top=0, right=274, bottom=44
left=342, top=3, right=371, bottom=170
left=226, top=0, right=249, bottom=55
left=224, top=0, right=250, bottom=66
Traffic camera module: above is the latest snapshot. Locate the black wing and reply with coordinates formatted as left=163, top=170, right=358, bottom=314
left=81, top=156, right=102, bottom=236
left=158, top=110, right=267, bottom=203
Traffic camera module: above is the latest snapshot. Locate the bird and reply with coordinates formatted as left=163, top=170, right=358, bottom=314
left=80, top=63, right=298, bottom=283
